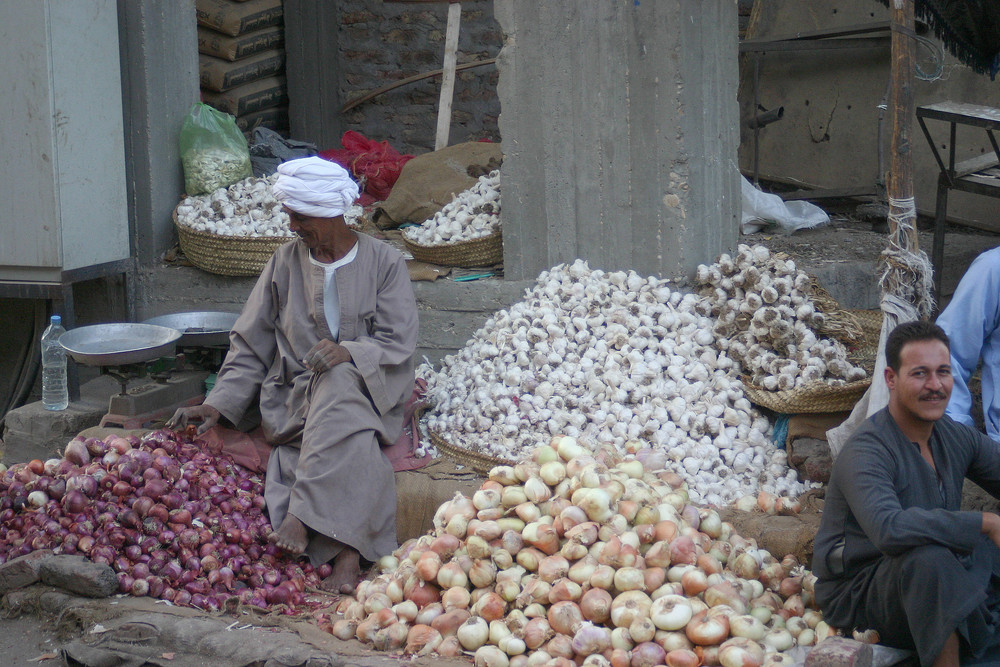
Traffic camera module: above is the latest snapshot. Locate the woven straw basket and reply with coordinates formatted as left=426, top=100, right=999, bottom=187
left=175, top=215, right=294, bottom=277
left=742, top=378, right=872, bottom=414
left=403, top=229, right=503, bottom=268
left=743, top=307, right=883, bottom=414
left=429, top=429, right=513, bottom=475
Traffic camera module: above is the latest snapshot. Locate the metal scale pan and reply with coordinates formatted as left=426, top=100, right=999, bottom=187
left=59, top=323, right=183, bottom=366
left=141, top=312, right=239, bottom=347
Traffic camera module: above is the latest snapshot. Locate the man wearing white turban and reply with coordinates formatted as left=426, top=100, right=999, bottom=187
left=168, top=157, right=418, bottom=593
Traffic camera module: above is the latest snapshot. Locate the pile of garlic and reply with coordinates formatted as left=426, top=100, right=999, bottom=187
left=174, top=174, right=365, bottom=237
left=420, top=258, right=809, bottom=506
left=694, top=245, right=867, bottom=391
left=324, top=437, right=831, bottom=666
left=404, top=170, right=501, bottom=246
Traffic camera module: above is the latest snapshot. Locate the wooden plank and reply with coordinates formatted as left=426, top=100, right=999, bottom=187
left=435, top=2, right=462, bottom=151
left=954, top=152, right=1000, bottom=179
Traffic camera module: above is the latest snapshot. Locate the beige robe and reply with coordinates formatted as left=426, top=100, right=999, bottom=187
left=206, top=233, right=417, bottom=563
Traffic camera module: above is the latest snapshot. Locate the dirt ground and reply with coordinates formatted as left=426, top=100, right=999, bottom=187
left=753, top=204, right=1000, bottom=303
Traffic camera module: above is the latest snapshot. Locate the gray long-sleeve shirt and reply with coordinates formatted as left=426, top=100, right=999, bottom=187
left=814, top=408, right=1000, bottom=583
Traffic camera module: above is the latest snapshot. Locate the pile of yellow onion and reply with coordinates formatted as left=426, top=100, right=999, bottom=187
left=325, top=437, right=834, bottom=667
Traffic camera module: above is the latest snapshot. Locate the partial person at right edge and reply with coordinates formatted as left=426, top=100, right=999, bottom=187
left=936, top=245, right=1000, bottom=442
left=812, top=321, right=1000, bottom=667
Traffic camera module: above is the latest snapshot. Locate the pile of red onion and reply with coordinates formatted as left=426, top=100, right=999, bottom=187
left=0, top=430, right=329, bottom=612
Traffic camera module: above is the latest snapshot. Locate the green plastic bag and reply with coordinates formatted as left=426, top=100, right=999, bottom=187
left=179, top=103, right=252, bottom=195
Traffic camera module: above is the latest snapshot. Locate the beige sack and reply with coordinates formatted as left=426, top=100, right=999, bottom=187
left=200, top=50, right=285, bottom=92
left=374, top=141, right=503, bottom=229
left=196, top=0, right=283, bottom=37
left=198, top=26, right=284, bottom=61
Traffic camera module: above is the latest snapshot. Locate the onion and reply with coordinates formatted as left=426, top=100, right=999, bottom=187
left=630, top=642, right=666, bottom=667
left=405, top=624, right=442, bottom=656
left=686, top=609, right=730, bottom=646
left=431, top=608, right=470, bottom=637
left=475, top=645, right=510, bottom=667
left=650, top=595, right=693, bottom=631
left=415, top=601, right=444, bottom=626
left=457, top=616, right=490, bottom=650
left=572, top=621, right=612, bottom=655
left=665, top=649, right=700, bottom=667
left=718, top=637, right=764, bottom=667
left=547, top=600, right=584, bottom=636
left=64, top=441, right=91, bottom=466
left=609, top=591, right=652, bottom=629
left=523, top=617, right=553, bottom=650
left=580, top=587, right=613, bottom=624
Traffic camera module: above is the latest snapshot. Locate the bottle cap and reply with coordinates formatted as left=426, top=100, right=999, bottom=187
left=51, top=315, right=62, bottom=325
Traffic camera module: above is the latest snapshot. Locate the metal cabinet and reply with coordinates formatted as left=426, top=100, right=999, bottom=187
left=0, top=0, right=133, bottom=398
left=0, top=0, right=131, bottom=282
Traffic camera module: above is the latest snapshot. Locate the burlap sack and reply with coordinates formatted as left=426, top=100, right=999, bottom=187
left=374, top=141, right=503, bottom=229
left=394, top=459, right=482, bottom=543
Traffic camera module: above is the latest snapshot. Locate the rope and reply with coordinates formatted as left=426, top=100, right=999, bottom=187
left=915, top=34, right=946, bottom=81
left=878, top=196, right=936, bottom=320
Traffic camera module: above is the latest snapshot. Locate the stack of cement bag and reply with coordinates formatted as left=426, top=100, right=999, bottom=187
left=196, top=0, right=288, bottom=135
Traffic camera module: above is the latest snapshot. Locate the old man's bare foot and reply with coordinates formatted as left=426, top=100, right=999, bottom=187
left=320, top=547, right=361, bottom=594
left=268, top=514, right=308, bottom=554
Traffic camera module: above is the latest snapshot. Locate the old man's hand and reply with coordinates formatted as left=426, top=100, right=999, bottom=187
left=303, top=339, right=351, bottom=374
left=166, top=403, right=221, bottom=435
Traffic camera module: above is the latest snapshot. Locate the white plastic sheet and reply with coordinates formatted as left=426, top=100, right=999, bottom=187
left=825, top=294, right=920, bottom=459
left=740, top=174, right=830, bottom=234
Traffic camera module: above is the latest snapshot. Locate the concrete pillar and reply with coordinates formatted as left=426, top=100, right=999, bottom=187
left=495, top=1, right=740, bottom=280
left=118, top=0, right=200, bottom=264
left=284, top=0, right=342, bottom=150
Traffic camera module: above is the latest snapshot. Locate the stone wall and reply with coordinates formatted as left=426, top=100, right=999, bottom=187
left=335, top=1, right=502, bottom=155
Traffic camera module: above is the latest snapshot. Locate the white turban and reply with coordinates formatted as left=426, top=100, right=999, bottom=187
left=272, top=156, right=360, bottom=218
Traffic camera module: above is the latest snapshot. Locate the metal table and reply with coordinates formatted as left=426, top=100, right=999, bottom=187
left=916, top=102, right=1000, bottom=298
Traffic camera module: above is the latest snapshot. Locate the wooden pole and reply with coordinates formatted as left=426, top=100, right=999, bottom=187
left=887, top=0, right=918, bottom=252
left=435, top=2, right=462, bottom=151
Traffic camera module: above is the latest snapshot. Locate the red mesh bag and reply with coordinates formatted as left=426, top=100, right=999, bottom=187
left=321, top=131, right=414, bottom=205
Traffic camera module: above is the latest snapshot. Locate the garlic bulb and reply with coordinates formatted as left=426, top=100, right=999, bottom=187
left=404, top=170, right=501, bottom=246
left=174, top=173, right=365, bottom=238
left=694, top=244, right=868, bottom=389
left=419, top=258, right=811, bottom=504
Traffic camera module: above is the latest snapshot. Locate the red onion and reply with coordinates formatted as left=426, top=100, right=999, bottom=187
left=631, top=642, right=667, bottom=667
left=66, top=475, right=97, bottom=497
left=85, top=437, right=108, bottom=457
left=131, top=579, right=149, bottom=596
left=61, top=490, right=87, bottom=514
left=64, top=441, right=91, bottom=466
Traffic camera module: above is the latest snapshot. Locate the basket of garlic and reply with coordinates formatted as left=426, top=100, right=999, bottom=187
left=173, top=174, right=295, bottom=276
left=402, top=170, right=503, bottom=268
left=694, top=246, right=873, bottom=414
left=429, top=429, right=515, bottom=475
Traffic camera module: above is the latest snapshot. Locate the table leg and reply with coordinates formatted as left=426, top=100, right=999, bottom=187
left=932, top=172, right=949, bottom=303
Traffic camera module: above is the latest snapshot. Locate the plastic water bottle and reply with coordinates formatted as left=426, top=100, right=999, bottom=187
left=41, top=315, right=68, bottom=411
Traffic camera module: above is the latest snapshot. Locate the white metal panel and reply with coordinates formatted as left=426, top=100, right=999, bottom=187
left=0, top=3, right=61, bottom=270
left=51, top=0, right=129, bottom=272
left=0, top=0, right=129, bottom=280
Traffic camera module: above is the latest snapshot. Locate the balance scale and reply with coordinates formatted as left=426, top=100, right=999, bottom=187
left=59, top=313, right=238, bottom=430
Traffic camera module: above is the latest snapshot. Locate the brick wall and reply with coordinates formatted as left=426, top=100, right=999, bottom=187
left=336, top=1, right=502, bottom=155
left=333, top=1, right=753, bottom=156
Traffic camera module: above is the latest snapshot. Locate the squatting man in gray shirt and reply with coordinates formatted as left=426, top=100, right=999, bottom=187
left=812, top=321, right=1000, bottom=667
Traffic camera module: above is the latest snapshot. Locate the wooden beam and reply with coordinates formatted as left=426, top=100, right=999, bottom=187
left=341, top=59, right=496, bottom=113
left=435, top=2, right=462, bottom=150
left=887, top=0, right=918, bottom=251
